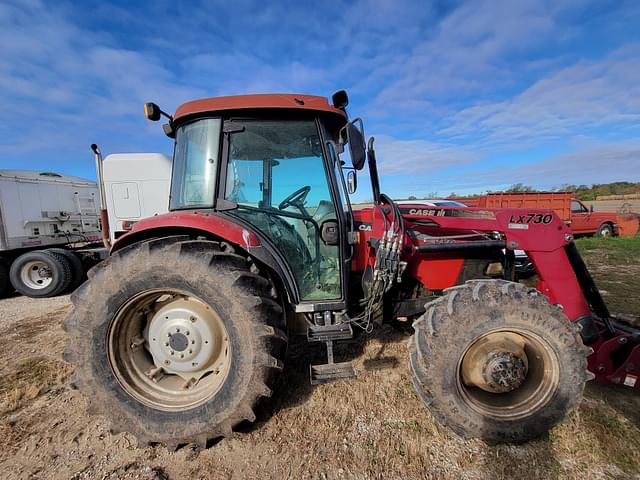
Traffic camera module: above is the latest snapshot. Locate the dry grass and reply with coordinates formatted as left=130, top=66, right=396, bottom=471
left=0, top=356, right=72, bottom=414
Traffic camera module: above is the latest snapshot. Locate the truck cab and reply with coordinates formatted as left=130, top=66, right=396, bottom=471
left=570, top=198, right=616, bottom=236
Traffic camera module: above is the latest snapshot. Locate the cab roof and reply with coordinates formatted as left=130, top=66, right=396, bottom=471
left=174, top=93, right=347, bottom=123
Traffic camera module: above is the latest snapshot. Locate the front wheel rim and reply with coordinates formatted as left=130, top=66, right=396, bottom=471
left=107, top=289, right=232, bottom=412
left=456, top=328, right=560, bottom=420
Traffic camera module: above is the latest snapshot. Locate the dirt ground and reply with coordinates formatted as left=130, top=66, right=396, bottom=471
left=1, top=240, right=640, bottom=479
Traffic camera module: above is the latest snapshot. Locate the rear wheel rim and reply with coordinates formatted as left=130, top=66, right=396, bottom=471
left=20, top=261, right=53, bottom=290
left=456, top=328, right=560, bottom=420
left=107, top=289, right=232, bottom=412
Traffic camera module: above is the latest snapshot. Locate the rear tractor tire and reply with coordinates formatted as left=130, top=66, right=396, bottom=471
left=9, top=250, right=72, bottom=298
left=408, top=280, right=590, bottom=443
left=64, top=237, right=287, bottom=448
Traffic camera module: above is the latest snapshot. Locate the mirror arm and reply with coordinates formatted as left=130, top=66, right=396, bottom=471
left=367, top=137, right=382, bottom=205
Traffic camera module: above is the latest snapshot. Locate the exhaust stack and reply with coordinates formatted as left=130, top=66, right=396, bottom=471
left=91, top=144, right=111, bottom=249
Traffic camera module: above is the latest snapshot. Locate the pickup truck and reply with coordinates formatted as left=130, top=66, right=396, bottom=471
left=472, top=192, right=639, bottom=237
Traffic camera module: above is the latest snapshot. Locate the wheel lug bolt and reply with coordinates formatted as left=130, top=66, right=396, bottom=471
left=190, top=316, right=197, bottom=322
left=164, top=342, right=169, bottom=347
left=167, top=333, right=171, bottom=337
left=164, top=360, right=170, bottom=365
left=186, top=331, right=190, bottom=336
left=180, top=354, right=184, bottom=359
left=191, top=340, right=195, bottom=345
left=188, top=349, right=192, bottom=354
left=176, top=328, right=180, bottom=333
left=170, top=351, right=175, bottom=356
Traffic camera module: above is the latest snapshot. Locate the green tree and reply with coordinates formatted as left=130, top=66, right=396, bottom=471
left=505, top=183, right=535, bottom=193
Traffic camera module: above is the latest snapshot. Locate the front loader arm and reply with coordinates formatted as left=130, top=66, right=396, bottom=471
left=390, top=205, right=640, bottom=391
left=399, top=206, right=594, bottom=321
left=388, top=205, right=640, bottom=390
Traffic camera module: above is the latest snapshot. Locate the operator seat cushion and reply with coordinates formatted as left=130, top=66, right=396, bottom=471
left=312, top=200, right=336, bottom=223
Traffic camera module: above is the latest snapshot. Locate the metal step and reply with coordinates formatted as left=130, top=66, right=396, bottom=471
left=310, top=361, right=356, bottom=384
left=307, top=323, right=353, bottom=342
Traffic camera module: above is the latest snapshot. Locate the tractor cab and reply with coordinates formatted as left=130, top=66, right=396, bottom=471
left=147, top=93, right=366, bottom=305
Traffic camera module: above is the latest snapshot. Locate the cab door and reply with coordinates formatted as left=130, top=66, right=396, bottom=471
left=223, top=119, right=344, bottom=303
left=570, top=199, right=590, bottom=234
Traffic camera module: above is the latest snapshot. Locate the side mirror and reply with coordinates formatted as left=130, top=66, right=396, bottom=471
left=347, top=170, right=357, bottom=194
left=144, top=102, right=161, bottom=121
left=346, top=120, right=366, bottom=170
left=332, top=90, right=349, bottom=110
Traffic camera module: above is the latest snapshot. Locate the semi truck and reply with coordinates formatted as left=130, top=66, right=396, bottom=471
left=0, top=151, right=171, bottom=299
left=0, top=170, right=103, bottom=298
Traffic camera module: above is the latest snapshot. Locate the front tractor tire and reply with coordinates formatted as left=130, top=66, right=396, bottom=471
left=64, top=237, right=287, bottom=448
left=408, top=280, right=590, bottom=443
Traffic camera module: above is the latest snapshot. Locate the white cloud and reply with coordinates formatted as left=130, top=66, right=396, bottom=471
left=418, top=139, right=640, bottom=194
left=371, top=134, right=478, bottom=175
left=365, top=0, right=558, bottom=115
left=439, top=44, right=640, bottom=142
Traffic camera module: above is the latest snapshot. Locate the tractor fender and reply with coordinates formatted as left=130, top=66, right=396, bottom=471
left=111, top=210, right=300, bottom=304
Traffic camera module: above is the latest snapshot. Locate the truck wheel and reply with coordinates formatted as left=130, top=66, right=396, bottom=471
left=9, top=250, right=72, bottom=298
left=64, top=237, right=287, bottom=448
left=0, top=258, right=12, bottom=297
left=597, top=223, right=613, bottom=237
left=48, top=248, right=85, bottom=291
left=408, top=280, right=590, bottom=443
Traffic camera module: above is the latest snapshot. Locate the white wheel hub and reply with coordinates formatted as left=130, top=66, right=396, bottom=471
left=146, top=297, right=229, bottom=382
left=21, top=261, right=53, bottom=289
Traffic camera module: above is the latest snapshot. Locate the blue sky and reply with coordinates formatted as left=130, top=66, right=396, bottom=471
left=1, top=0, right=639, bottom=201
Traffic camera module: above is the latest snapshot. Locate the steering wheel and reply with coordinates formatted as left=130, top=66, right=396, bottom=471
left=278, top=185, right=311, bottom=212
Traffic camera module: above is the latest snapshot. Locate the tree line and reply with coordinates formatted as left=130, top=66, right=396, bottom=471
left=401, top=182, right=640, bottom=202
left=497, top=182, right=640, bottom=201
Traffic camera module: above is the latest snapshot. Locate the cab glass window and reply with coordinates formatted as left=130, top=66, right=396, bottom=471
left=226, top=120, right=341, bottom=301
left=170, top=118, right=222, bottom=209
left=571, top=200, right=587, bottom=213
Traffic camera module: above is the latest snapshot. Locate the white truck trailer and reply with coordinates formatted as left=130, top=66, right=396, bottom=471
left=0, top=170, right=103, bottom=297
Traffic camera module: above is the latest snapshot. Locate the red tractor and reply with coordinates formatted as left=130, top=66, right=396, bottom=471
left=65, top=91, right=639, bottom=447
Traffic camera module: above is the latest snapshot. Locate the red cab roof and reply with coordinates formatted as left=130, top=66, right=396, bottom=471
left=174, top=93, right=347, bottom=122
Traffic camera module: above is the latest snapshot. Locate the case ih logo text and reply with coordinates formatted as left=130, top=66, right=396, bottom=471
left=407, top=208, right=445, bottom=216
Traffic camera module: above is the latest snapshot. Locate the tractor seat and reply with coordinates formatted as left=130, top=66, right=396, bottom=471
left=312, top=200, right=336, bottom=223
